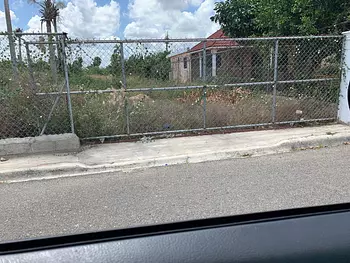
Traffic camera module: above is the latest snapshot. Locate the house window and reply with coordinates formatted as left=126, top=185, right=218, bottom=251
left=184, top=57, right=188, bottom=69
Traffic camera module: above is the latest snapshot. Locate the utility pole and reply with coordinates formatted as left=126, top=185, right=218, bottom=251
left=4, top=0, right=18, bottom=76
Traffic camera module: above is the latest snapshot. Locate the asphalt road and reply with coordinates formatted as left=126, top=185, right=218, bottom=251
left=1, top=145, right=350, bottom=242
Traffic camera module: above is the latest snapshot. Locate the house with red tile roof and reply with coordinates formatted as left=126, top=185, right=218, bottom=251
left=169, top=29, right=257, bottom=83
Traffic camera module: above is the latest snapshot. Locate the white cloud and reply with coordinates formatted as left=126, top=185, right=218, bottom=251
left=59, top=0, right=120, bottom=39
left=24, top=0, right=121, bottom=69
left=26, top=15, right=42, bottom=33
left=124, top=0, right=220, bottom=39
left=18, top=0, right=220, bottom=68
left=149, top=0, right=203, bottom=11
left=26, top=0, right=120, bottom=39
left=0, top=10, right=17, bottom=32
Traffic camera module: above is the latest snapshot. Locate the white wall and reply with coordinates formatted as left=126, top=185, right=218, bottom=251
left=170, top=54, right=191, bottom=83
left=338, top=31, right=350, bottom=124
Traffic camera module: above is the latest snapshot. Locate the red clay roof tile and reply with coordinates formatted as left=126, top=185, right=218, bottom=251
left=189, top=29, right=239, bottom=52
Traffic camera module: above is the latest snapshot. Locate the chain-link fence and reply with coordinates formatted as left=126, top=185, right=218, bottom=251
left=0, top=33, right=343, bottom=140
left=0, top=33, right=73, bottom=139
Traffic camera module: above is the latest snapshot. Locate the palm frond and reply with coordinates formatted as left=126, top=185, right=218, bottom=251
left=30, top=0, right=62, bottom=32
left=37, top=0, right=60, bottom=21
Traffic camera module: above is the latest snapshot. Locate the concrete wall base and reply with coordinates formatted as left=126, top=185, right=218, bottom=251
left=0, top=134, right=80, bottom=156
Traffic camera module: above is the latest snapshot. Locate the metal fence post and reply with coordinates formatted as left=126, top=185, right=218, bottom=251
left=5, top=32, right=18, bottom=78
left=266, top=46, right=274, bottom=92
left=120, top=42, right=130, bottom=134
left=61, top=35, right=75, bottom=134
left=25, top=42, right=42, bottom=135
left=18, top=35, right=23, bottom=64
left=25, top=42, right=37, bottom=93
left=203, top=41, right=207, bottom=82
left=203, top=86, right=207, bottom=129
left=202, top=41, right=207, bottom=129
left=272, top=39, right=279, bottom=123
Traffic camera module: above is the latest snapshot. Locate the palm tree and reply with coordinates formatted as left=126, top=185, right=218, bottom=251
left=52, top=1, right=65, bottom=72
left=28, top=0, right=65, bottom=80
left=52, top=1, right=65, bottom=34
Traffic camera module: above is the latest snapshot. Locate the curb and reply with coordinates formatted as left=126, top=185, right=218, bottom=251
left=1, top=134, right=350, bottom=183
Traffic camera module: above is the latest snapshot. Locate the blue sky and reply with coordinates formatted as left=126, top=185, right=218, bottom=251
left=0, top=0, right=221, bottom=39
left=8, top=0, right=131, bottom=36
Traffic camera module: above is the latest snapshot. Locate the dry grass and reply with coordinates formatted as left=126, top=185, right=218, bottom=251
left=1, top=67, right=338, bottom=139
left=125, top=93, right=337, bottom=134
left=88, top=74, right=113, bottom=81
left=2, top=83, right=337, bottom=139
left=65, top=74, right=338, bottom=138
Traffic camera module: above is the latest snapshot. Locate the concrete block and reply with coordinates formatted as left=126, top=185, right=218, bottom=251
left=3, top=142, right=32, bottom=155
left=0, top=137, right=32, bottom=146
left=34, top=135, right=55, bottom=142
left=31, top=140, right=56, bottom=153
left=0, top=144, right=6, bottom=156
left=0, top=133, right=80, bottom=156
left=54, top=134, right=80, bottom=152
left=0, top=137, right=33, bottom=155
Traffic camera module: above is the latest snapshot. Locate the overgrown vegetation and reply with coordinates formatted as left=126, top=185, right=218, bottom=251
left=68, top=86, right=337, bottom=138
left=211, top=0, right=350, bottom=37
left=0, top=39, right=340, bottom=140
left=0, top=0, right=346, bottom=140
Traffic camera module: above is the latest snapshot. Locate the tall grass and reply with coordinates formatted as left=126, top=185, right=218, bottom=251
left=0, top=64, right=339, bottom=139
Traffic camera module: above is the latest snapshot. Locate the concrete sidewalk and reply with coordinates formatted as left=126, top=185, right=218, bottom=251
left=1, top=124, right=350, bottom=182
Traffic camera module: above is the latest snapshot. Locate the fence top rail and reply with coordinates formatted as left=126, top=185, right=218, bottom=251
left=25, top=41, right=60, bottom=45
left=0, top=32, right=342, bottom=43
left=11, top=34, right=343, bottom=45
left=62, top=35, right=343, bottom=44
left=0, top=32, right=66, bottom=36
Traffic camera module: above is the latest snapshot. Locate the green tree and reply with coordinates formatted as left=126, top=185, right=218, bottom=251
left=108, top=44, right=121, bottom=73
left=92, top=56, right=102, bottom=67
left=69, top=57, right=83, bottom=74
left=142, top=51, right=171, bottom=81
left=125, top=54, right=144, bottom=74
left=211, top=0, right=350, bottom=37
left=107, top=44, right=123, bottom=88
left=125, top=48, right=171, bottom=81
left=210, top=0, right=258, bottom=37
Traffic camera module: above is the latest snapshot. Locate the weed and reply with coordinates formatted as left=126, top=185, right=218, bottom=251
left=1, top=65, right=338, bottom=139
